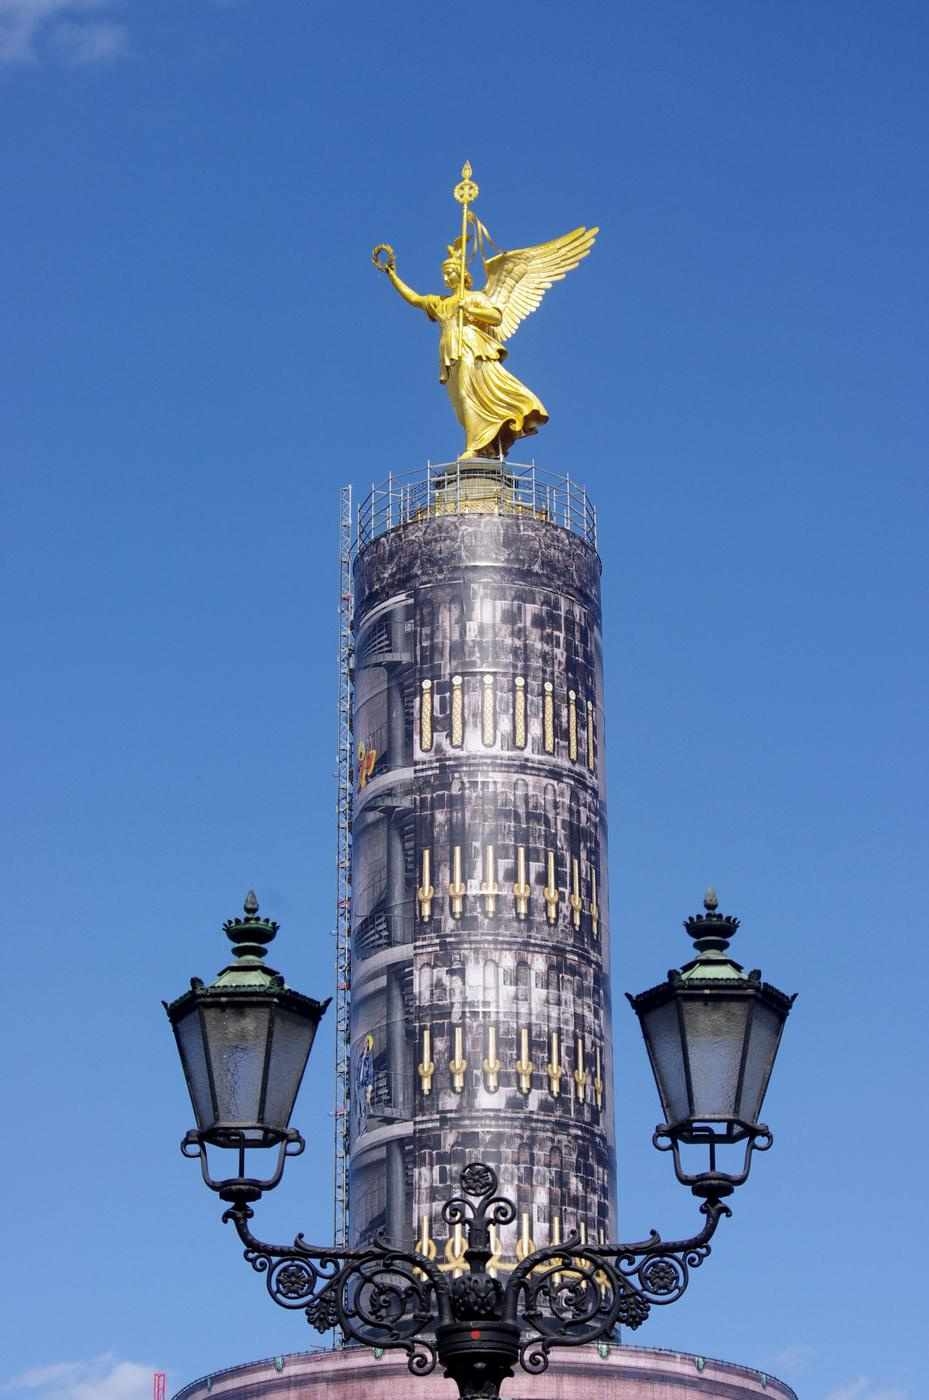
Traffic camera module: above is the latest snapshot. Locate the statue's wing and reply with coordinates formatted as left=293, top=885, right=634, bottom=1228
left=481, top=226, right=598, bottom=343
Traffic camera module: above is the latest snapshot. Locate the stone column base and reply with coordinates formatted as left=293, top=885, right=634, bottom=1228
left=173, top=1342, right=795, bottom=1400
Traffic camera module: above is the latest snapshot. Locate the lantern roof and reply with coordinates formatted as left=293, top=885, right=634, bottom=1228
left=163, top=890, right=329, bottom=1017
left=629, top=885, right=795, bottom=1014
left=678, top=884, right=747, bottom=983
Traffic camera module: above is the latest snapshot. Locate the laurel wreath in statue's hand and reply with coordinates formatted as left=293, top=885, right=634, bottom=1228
left=372, top=243, right=395, bottom=273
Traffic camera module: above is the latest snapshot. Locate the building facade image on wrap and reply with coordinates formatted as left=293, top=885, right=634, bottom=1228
left=348, top=461, right=616, bottom=1261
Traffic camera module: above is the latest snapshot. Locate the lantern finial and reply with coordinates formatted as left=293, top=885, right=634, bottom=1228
left=682, top=887, right=741, bottom=976
left=223, top=889, right=279, bottom=963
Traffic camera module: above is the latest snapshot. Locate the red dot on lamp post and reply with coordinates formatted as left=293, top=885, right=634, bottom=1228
left=470, top=1330, right=481, bottom=1340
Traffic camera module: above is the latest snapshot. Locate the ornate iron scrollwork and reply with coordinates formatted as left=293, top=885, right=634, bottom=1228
left=220, top=1162, right=730, bottom=1400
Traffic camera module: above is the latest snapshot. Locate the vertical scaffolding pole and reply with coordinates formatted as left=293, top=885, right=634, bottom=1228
left=334, top=484, right=353, bottom=1253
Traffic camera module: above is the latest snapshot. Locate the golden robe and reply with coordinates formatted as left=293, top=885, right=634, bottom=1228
left=422, top=290, right=548, bottom=458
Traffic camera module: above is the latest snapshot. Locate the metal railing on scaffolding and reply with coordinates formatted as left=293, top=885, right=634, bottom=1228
left=354, top=460, right=597, bottom=553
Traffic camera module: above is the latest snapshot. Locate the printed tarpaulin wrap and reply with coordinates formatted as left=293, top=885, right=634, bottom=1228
left=349, top=478, right=616, bottom=1266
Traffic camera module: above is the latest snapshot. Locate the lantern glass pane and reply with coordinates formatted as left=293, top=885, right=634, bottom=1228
left=640, top=997, right=689, bottom=1125
left=680, top=995, right=751, bottom=1120
left=174, top=1005, right=213, bottom=1130
left=738, top=998, right=786, bottom=1124
left=263, top=1006, right=320, bottom=1132
left=202, top=1000, right=272, bottom=1128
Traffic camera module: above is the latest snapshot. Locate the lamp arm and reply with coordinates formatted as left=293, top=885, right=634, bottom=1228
left=505, top=1192, right=729, bottom=1300
left=606, top=1193, right=732, bottom=1260
left=501, top=1195, right=731, bottom=1374
left=221, top=1201, right=452, bottom=1373
left=211, top=1167, right=733, bottom=1396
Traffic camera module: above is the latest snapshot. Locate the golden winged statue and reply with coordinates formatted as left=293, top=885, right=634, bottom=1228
left=374, top=164, right=597, bottom=459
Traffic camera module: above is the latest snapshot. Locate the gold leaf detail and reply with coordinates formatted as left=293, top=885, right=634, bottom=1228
left=451, top=675, right=464, bottom=748
left=514, top=676, right=527, bottom=749
left=543, top=681, right=555, bottom=754
left=420, top=679, right=433, bottom=752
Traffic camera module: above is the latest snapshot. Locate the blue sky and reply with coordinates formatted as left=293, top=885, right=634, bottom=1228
left=1, top=3, right=926, bottom=1399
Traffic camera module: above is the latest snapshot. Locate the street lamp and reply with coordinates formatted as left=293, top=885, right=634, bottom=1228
left=626, top=885, right=795, bottom=1196
left=163, top=890, right=330, bottom=1201
left=166, top=888, right=793, bottom=1400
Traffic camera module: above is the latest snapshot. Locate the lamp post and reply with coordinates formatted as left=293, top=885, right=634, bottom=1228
left=166, top=888, right=793, bottom=1400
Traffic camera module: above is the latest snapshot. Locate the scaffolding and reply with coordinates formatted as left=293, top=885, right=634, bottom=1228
left=333, top=484, right=353, bottom=1251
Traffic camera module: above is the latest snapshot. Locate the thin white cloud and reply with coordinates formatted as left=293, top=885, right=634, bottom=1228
left=48, top=16, right=126, bottom=63
left=825, top=1380, right=907, bottom=1400
left=3, top=1353, right=155, bottom=1400
left=765, top=1343, right=814, bottom=1375
left=0, top=0, right=127, bottom=66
